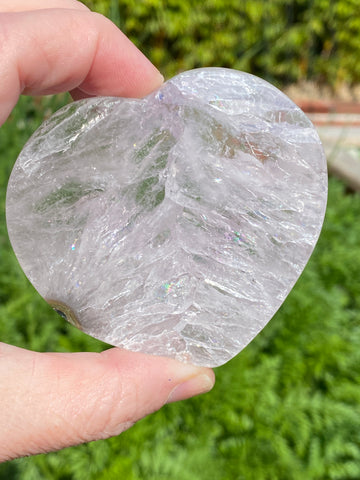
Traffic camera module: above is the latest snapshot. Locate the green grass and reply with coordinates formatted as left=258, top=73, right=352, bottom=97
left=1, top=96, right=360, bottom=479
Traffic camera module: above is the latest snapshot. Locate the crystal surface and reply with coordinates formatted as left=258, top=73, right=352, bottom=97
left=6, top=68, right=328, bottom=367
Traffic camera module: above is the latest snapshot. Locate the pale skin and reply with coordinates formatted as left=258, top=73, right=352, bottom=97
left=0, top=0, right=215, bottom=462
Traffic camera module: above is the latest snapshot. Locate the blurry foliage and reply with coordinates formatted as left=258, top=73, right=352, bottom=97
left=84, top=0, right=360, bottom=86
left=1, top=0, right=360, bottom=477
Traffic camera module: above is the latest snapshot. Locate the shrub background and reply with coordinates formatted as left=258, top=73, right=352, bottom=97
left=1, top=0, right=360, bottom=478
left=85, top=0, right=360, bottom=86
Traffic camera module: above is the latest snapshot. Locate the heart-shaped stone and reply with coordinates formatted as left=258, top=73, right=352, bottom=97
left=6, top=68, right=327, bottom=367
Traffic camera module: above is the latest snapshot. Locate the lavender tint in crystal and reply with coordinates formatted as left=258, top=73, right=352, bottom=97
left=6, top=68, right=327, bottom=366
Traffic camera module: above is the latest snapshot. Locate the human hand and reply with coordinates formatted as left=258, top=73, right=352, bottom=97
left=0, top=0, right=215, bottom=462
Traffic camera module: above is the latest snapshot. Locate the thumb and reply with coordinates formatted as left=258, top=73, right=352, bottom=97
left=0, top=8, right=164, bottom=125
left=0, top=343, right=214, bottom=462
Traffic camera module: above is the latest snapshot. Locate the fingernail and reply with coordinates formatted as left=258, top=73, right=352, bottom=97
left=166, top=373, right=215, bottom=404
left=153, top=71, right=164, bottom=89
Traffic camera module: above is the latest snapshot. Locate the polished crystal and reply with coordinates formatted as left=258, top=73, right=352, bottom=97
left=6, top=68, right=328, bottom=366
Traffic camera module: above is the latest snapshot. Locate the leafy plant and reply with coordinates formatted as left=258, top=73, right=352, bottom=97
left=83, top=0, right=360, bottom=86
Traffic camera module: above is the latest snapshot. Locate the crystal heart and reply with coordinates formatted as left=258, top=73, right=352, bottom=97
left=6, top=68, right=327, bottom=367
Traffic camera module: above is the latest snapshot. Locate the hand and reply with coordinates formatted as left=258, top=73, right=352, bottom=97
left=0, top=0, right=215, bottom=462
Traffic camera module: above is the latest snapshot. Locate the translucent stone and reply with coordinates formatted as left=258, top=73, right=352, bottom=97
left=6, top=68, right=327, bottom=367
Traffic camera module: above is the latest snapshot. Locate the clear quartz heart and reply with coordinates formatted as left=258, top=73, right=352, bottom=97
left=6, top=68, right=327, bottom=367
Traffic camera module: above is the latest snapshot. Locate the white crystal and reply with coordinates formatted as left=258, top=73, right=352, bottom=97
left=6, top=68, right=327, bottom=367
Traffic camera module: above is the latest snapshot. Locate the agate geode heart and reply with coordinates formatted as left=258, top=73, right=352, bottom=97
left=6, top=68, right=327, bottom=367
